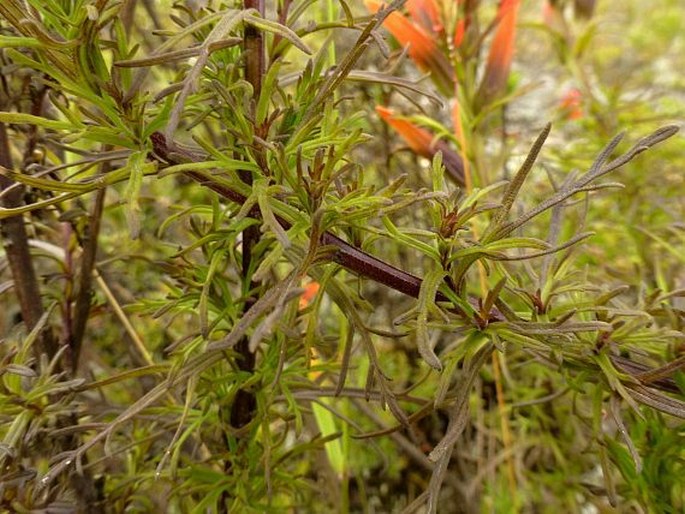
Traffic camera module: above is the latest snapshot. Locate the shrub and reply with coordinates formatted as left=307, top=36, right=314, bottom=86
left=0, top=1, right=683, bottom=512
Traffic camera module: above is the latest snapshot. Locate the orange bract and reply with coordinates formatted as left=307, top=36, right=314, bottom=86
left=560, top=88, right=584, bottom=120
left=376, top=106, right=465, bottom=186
left=453, top=18, right=466, bottom=48
left=299, top=281, right=320, bottom=310
left=406, top=0, right=443, bottom=33
left=365, top=1, right=436, bottom=71
left=478, top=0, right=520, bottom=105
left=376, top=105, right=435, bottom=158
left=364, top=0, right=454, bottom=93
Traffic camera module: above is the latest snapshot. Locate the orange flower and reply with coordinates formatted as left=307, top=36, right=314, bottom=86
left=376, top=106, right=465, bottom=186
left=299, top=281, right=320, bottom=310
left=453, top=18, right=466, bottom=48
left=559, top=88, right=583, bottom=120
left=376, top=105, right=434, bottom=158
left=365, top=1, right=454, bottom=94
left=477, top=0, right=521, bottom=107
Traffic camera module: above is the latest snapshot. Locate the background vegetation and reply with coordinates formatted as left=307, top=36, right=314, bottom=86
left=0, top=0, right=683, bottom=512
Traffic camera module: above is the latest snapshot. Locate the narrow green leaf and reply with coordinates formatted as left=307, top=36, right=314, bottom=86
left=0, top=35, right=43, bottom=48
left=254, top=178, right=291, bottom=248
left=382, top=216, right=440, bottom=261
left=244, top=13, right=313, bottom=55
left=312, top=401, right=345, bottom=477
left=124, top=151, right=152, bottom=239
left=0, top=111, right=76, bottom=131
left=416, top=267, right=447, bottom=370
left=483, top=123, right=551, bottom=243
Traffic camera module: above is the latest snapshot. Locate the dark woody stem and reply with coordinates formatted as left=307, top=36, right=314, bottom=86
left=70, top=153, right=108, bottom=373
left=0, top=124, right=57, bottom=360
left=228, top=0, right=264, bottom=433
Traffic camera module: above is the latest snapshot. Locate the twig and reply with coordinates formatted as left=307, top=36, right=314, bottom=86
left=0, top=123, right=56, bottom=359
left=149, top=132, right=454, bottom=305
left=227, top=0, right=265, bottom=438
left=70, top=150, right=109, bottom=372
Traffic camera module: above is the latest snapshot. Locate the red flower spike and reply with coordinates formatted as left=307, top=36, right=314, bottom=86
left=477, top=0, right=521, bottom=107
left=376, top=106, right=465, bottom=186
left=365, top=1, right=455, bottom=94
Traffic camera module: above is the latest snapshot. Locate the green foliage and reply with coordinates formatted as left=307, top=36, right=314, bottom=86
left=0, top=1, right=683, bottom=512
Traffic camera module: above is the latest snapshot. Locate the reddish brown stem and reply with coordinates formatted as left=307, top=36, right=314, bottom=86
left=222, top=1, right=267, bottom=457
left=0, top=122, right=56, bottom=358
left=70, top=173, right=107, bottom=372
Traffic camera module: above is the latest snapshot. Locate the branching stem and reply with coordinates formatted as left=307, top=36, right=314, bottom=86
left=0, top=124, right=56, bottom=359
